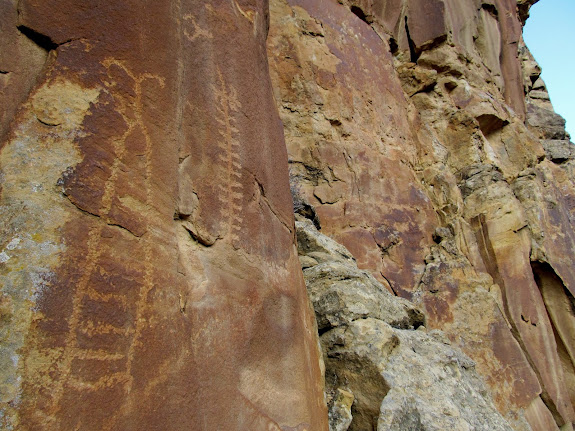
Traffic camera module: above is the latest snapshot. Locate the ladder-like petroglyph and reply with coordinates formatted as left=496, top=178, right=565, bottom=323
left=42, top=61, right=166, bottom=426
left=214, top=69, right=245, bottom=245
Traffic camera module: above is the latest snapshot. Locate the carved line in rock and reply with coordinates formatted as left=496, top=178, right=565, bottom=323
left=232, top=0, right=257, bottom=24
left=101, top=60, right=169, bottom=430
left=237, top=392, right=306, bottom=430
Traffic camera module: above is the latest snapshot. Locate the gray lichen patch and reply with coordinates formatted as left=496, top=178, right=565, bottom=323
left=0, top=78, right=100, bottom=427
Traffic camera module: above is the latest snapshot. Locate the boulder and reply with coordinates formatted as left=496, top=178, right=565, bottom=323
left=296, top=220, right=515, bottom=431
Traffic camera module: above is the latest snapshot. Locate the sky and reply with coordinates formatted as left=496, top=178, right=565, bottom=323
left=523, top=0, right=575, bottom=139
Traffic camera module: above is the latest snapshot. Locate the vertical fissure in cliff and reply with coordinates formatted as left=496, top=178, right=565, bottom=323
left=350, top=6, right=369, bottom=24
left=389, top=37, right=399, bottom=55
left=404, top=17, right=419, bottom=63
left=471, top=215, right=567, bottom=424
left=531, top=260, right=575, bottom=425
left=531, top=261, right=575, bottom=363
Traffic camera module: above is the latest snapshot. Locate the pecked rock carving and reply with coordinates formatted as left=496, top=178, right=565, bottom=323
left=1, top=1, right=326, bottom=430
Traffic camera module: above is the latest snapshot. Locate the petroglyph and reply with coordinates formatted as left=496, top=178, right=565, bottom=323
left=2, top=0, right=329, bottom=429
left=183, top=13, right=213, bottom=42
left=233, top=0, right=257, bottom=23
left=0, top=78, right=101, bottom=428
left=214, top=69, right=245, bottom=246
left=238, top=393, right=284, bottom=430
left=41, top=62, right=166, bottom=426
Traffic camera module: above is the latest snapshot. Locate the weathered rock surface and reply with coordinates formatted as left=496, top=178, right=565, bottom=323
left=0, top=1, right=327, bottom=430
left=297, top=218, right=425, bottom=332
left=0, top=0, right=48, bottom=142
left=297, top=219, right=516, bottom=431
left=2, top=0, right=575, bottom=429
left=269, top=0, right=575, bottom=429
left=268, top=0, right=438, bottom=300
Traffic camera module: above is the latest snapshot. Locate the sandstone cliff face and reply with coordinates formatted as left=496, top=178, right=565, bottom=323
left=2, top=0, right=575, bottom=430
left=0, top=1, right=326, bottom=430
left=267, top=0, right=575, bottom=429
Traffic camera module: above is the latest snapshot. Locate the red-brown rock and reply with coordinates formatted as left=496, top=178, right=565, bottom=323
left=268, top=0, right=438, bottom=299
left=0, top=1, right=327, bottom=430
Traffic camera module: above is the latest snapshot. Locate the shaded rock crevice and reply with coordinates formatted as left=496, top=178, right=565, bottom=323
left=16, top=25, right=58, bottom=51
left=532, top=261, right=575, bottom=416
left=404, top=16, right=420, bottom=63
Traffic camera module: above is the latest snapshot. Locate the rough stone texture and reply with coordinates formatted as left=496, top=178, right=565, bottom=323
left=540, top=140, right=575, bottom=163
left=3, top=0, right=575, bottom=429
left=268, top=0, right=575, bottom=430
left=268, top=0, right=439, bottom=300
left=333, top=0, right=527, bottom=118
left=297, top=218, right=425, bottom=332
left=328, top=388, right=354, bottom=431
left=0, top=1, right=327, bottom=430
left=517, top=0, right=540, bottom=24
left=296, top=219, right=517, bottom=431
left=375, top=327, right=515, bottom=431
left=0, top=0, right=48, bottom=141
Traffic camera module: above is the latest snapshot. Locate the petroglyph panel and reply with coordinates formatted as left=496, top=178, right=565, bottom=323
left=1, top=0, right=327, bottom=429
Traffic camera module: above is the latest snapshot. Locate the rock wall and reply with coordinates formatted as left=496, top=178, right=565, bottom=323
left=0, top=1, right=326, bottom=430
left=2, top=0, right=575, bottom=430
left=267, top=0, right=575, bottom=429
